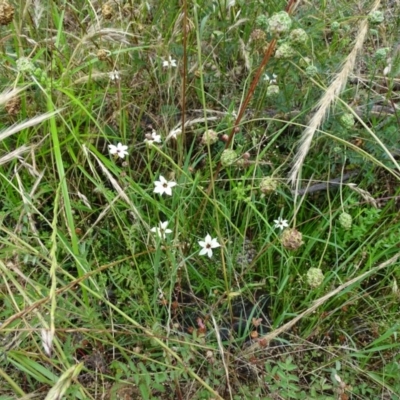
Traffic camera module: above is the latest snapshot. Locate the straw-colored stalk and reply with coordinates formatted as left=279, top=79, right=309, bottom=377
left=289, top=0, right=381, bottom=186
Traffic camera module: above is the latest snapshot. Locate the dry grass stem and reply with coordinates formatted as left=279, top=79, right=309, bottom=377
left=347, top=183, right=378, bottom=208
left=289, top=0, right=381, bottom=186
left=0, top=110, right=62, bottom=142
left=82, top=145, right=149, bottom=229
left=0, top=145, right=30, bottom=165
left=242, top=251, right=400, bottom=356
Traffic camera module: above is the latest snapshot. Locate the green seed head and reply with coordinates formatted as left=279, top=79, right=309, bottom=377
left=266, top=84, right=280, bottom=97
left=16, top=57, right=35, bottom=73
left=260, top=176, right=278, bottom=194
left=268, top=11, right=292, bottom=36
left=368, top=10, right=384, bottom=24
left=374, top=47, right=390, bottom=60
left=255, top=14, right=269, bottom=30
left=306, top=268, right=324, bottom=288
left=201, top=129, right=219, bottom=145
left=331, top=21, right=340, bottom=31
left=221, top=149, right=238, bottom=167
left=275, top=42, right=296, bottom=59
left=338, top=212, right=352, bottom=230
left=305, top=65, right=318, bottom=77
left=289, top=28, right=308, bottom=45
left=340, top=113, right=355, bottom=130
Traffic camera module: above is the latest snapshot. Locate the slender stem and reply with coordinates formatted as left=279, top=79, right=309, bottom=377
left=180, top=0, right=188, bottom=167
left=206, top=0, right=299, bottom=195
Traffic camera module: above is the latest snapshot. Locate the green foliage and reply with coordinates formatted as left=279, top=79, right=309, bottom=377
left=0, top=0, right=400, bottom=399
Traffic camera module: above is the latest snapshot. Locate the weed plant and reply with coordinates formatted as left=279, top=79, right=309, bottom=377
left=1, top=0, right=400, bottom=399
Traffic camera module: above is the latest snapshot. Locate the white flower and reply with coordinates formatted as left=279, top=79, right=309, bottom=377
left=153, top=175, right=177, bottom=196
left=264, top=73, right=277, bottom=84
left=199, top=234, right=221, bottom=258
left=383, top=62, right=392, bottom=76
left=41, top=329, right=54, bottom=356
left=109, top=70, right=120, bottom=81
left=273, top=217, right=289, bottom=230
left=151, top=221, right=172, bottom=239
left=108, top=142, right=128, bottom=159
left=163, top=56, right=177, bottom=69
left=144, top=129, right=162, bottom=145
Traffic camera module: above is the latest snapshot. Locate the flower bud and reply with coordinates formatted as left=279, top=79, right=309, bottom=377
left=221, top=134, right=229, bottom=142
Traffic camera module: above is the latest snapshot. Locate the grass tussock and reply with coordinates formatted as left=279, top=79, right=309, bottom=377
left=1, top=0, right=400, bottom=399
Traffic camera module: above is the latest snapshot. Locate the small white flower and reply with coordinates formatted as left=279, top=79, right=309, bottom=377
left=144, top=129, right=162, bottom=145
left=163, top=56, right=177, bottom=69
left=264, top=73, right=277, bottom=84
left=153, top=175, right=177, bottom=196
left=109, top=70, right=120, bottom=81
left=41, top=329, right=54, bottom=356
left=108, top=142, right=129, bottom=159
left=383, top=63, right=392, bottom=76
left=273, top=217, right=289, bottom=230
left=151, top=221, right=172, bottom=239
left=199, top=234, right=221, bottom=258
